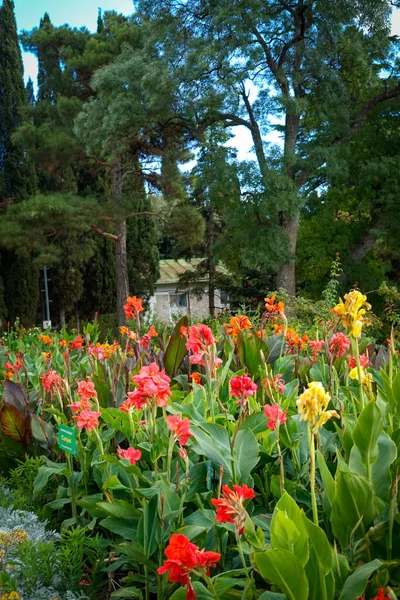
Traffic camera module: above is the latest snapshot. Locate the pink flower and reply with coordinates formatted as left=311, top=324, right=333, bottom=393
left=68, top=398, right=93, bottom=413
left=166, top=414, right=194, bottom=446
left=72, top=408, right=101, bottom=431
left=77, top=379, right=98, bottom=402
left=117, top=446, right=142, bottom=465
left=264, top=404, right=287, bottom=430
left=129, top=362, right=171, bottom=409
left=230, top=375, right=258, bottom=404
left=329, top=332, right=350, bottom=358
left=308, top=339, right=325, bottom=357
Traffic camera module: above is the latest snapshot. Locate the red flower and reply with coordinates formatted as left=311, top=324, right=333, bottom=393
left=69, top=334, right=84, bottom=350
left=184, top=324, right=215, bottom=366
left=264, top=403, right=288, bottom=430
left=117, top=446, right=142, bottom=465
left=308, top=339, right=325, bottom=357
left=158, top=534, right=220, bottom=600
left=346, top=353, right=371, bottom=369
left=72, top=408, right=101, bottom=431
left=140, top=325, right=158, bottom=349
left=40, top=370, right=64, bottom=394
left=124, top=296, right=144, bottom=320
left=166, top=414, right=194, bottom=446
left=230, top=375, right=258, bottom=405
left=211, top=484, right=255, bottom=535
left=329, top=332, right=350, bottom=358
left=366, top=587, right=390, bottom=600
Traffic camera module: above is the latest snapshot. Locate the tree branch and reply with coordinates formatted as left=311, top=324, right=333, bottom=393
left=87, top=155, right=112, bottom=167
left=90, top=224, right=119, bottom=241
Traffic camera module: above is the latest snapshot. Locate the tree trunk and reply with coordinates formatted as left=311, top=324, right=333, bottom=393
left=112, top=160, right=129, bottom=327
left=338, top=227, right=382, bottom=285
left=59, top=306, right=65, bottom=327
left=207, top=206, right=215, bottom=317
left=275, top=212, right=300, bottom=296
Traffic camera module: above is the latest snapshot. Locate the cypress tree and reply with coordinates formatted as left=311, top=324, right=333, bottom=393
left=0, top=0, right=39, bottom=327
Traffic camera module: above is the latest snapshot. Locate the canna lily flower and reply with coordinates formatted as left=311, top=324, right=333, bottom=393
left=190, top=372, right=201, bottom=385
left=223, top=315, right=252, bottom=337
left=349, top=367, right=373, bottom=390
left=120, top=325, right=136, bottom=340
left=329, top=332, right=351, bottom=358
left=40, top=369, right=64, bottom=394
left=183, top=324, right=215, bottom=366
left=77, top=378, right=98, bottom=402
left=39, top=334, right=53, bottom=345
left=68, top=334, right=84, bottom=350
left=59, top=338, right=67, bottom=348
left=158, top=534, right=220, bottom=600
left=211, top=484, right=255, bottom=535
left=263, top=374, right=285, bottom=396
left=166, top=414, right=194, bottom=446
left=126, top=362, right=171, bottom=410
left=117, top=446, right=142, bottom=465
left=230, top=375, right=258, bottom=405
left=347, top=353, right=371, bottom=369
left=140, top=325, right=158, bottom=349
left=124, top=296, right=144, bottom=320
left=264, top=296, right=285, bottom=316
left=308, top=339, right=325, bottom=358
left=297, top=381, right=339, bottom=430
left=72, top=408, right=101, bottom=431
left=332, top=290, right=371, bottom=338
left=264, top=403, right=287, bottom=430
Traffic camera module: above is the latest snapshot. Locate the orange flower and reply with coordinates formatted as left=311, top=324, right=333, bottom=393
left=124, top=296, right=144, bottom=320
left=120, top=326, right=136, bottom=340
left=223, top=315, right=252, bottom=337
left=264, top=296, right=285, bottom=316
left=59, top=338, right=67, bottom=348
left=39, top=334, right=53, bottom=345
left=190, top=372, right=201, bottom=385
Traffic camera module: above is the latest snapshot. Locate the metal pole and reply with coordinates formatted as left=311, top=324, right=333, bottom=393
left=43, top=266, right=51, bottom=324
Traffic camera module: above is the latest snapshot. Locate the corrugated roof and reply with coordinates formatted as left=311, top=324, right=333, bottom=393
left=157, top=259, right=228, bottom=284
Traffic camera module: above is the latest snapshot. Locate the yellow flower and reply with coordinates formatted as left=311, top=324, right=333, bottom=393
left=332, top=290, right=371, bottom=338
left=297, top=381, right=338, bottom=430
left=349, top=367, right=373, bottom=389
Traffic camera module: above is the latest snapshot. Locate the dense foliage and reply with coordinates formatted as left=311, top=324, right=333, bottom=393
left=0, top=291, right=399, bottom=599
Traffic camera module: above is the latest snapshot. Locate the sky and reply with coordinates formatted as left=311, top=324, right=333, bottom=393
left=9, top=1, right=400, bottom=160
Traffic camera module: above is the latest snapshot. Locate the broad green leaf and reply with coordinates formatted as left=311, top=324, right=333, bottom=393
left=3, top=380, right=26, bottom=413
left=164, top=315, right=188, bottom=377
left=241, top=411, right=268, bottom=435
left=317, top=449, right=336, bottom=512
left=233, top=428, right=259, bottom=483
left=352, top=402, right=382, bottom=474
left=170, top=581, right=213, bottom=599
left=190, top=423, right=233, bottom=478
left=100, top=517, right=138, bottom=540
left=266, top=335, right=286, bottom=366
left=110, top=586, right=143, bottom=598
left=33, top=460, right=68, bottom=494
left=96, top=500, right=140, bottom=518
left=93, top=373, right=111, bottom=408
left=137, top=496, right=159, bottom=558
left=338, top=559, right=382, bottom=600
left=253, top=548, right=309, bottom=600
left=330, top=470, right=377, bottom=549
left=304, top=546, right=335, bottom=600
left=258, top=593, right=288, bottom=600
left=302, top=515, right=333, bottom=573
left=271, top=493, right=309, bottom=566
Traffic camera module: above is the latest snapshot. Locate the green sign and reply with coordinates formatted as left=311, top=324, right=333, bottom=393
left=58, top=424, right=76, bottom=454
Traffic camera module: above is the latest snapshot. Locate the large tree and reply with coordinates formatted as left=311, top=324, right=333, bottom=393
left=0, top=0, right=39, bottom=326
left=137, top=0, right=400, bottom=295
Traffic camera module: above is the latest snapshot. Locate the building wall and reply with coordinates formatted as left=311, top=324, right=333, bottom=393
left=149, top=284, right=228, bottom=322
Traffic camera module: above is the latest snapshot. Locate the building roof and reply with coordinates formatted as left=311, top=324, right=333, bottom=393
left=157, top=259, right=228, bottom=285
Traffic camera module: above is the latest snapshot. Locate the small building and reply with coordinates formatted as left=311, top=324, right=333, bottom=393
left=149, top=259, right=230, bottom=321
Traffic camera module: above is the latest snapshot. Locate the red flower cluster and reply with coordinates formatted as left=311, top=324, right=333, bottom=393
left=117, top=446, right=142, bottom=465
left=308, top=339, right=325, bottom=358
left=69, top=378, right=98, bottom=413
left=40, top=370, right=64, bottom=394
left=211, top=484, right=255, bottom=535
left=182, top=324, right=215, bottom=366
left=124, top=296, right=144, bottom=320
left=166, top=414, right=193, bottom=446
left=68, top=334, right=84, bottom=350
left=347, top=353, right=371, bottom=369
left=264, top=403, right=287, bottom=431
left=230, top=375, right=257, bottom=405
left=4, top=355, right=23, bottom=380
left=329, top=332, right=350, bottom=358
left=358, top=586, right=390, bottom=600
left=158, top=534, right=220, bottom=600
left=120, top=363, right=171, bottom=411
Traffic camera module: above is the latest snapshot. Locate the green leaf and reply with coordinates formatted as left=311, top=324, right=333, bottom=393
left=170, top=581, right=213, bottom=599
left=338, top=559, right=382, bottom=600
left=110, top=586, right=143, bottom=598
left=190, top=423, right=233, bottom=478
left=137, top=496, right=159, bottom=558
left=302, top=515, right=333, bottom=574
left=103, top=475, right=131, bottom=491
left=233, top=428, right=259, bottom=483
left=93, top=373, right=111, bottom=408
left=164, top=315, right=188, bottom=377
left=253, top=548, right=309, bottom=600
left=352, top=402, right=382, bottom=473
left=330, top=470, right=377, bottom=549
left=266, top=335, right=286, bottom=366
left=271, top=493, right=309, bottom=567
left=96, top=500, right=140, bottom=518
left=33, top=460, right=68, bottom=495
left=100, top=517, right=138, bottom=540
left=258, top=593, right=288, bottom=600
left=317, top=450, right=336, bottom=511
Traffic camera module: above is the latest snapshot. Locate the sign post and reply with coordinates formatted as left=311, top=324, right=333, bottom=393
left=58, top=424, right=76, bottom=454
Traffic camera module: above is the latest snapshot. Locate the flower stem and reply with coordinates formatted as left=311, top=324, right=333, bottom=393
left=276, top=430, right=285, bottom=496
left=351, top=336, right=365, bottom=410
left=308, top=426, right=318, bottom=525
